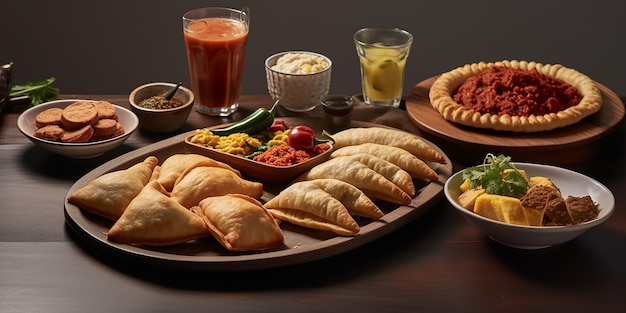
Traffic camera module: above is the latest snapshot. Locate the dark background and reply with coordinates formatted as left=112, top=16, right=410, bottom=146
left=2, top=0, right=624, bottom=97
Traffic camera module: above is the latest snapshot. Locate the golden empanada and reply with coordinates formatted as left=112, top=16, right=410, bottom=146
left=264, top=180, right=361, bottom=236
left=191, top=194, right=284, bottom=251
left=157, top=153, right=241, bottom=191
left=331, top=143, right=439, bottom=181
left=296, top=156, right=412, bottom=205
left=307, top=178, right=383, bottom=219
left=67, top=156, right=158, bottom=221
left=170, top=166, right=264, bottom=209
left=344, top=153, right=415, bottom=197
left=106, top=180, right=210, bottom=246
left=332, top=127, right=446, bottom=164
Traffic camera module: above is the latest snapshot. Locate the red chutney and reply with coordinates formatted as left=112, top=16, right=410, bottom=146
left=312, top=143, right=331, bottom=155
left=253, top=144, right=331, bottom=166
left=453, top=66, right=582, bottom=116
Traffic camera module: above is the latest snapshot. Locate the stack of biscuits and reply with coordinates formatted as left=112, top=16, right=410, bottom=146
left=33, top=101, right=125, bottom=143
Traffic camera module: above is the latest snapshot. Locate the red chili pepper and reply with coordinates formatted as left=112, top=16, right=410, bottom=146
left=267, top=119, right=290, bottom=132
left=288, top=125, right=316, bottom=153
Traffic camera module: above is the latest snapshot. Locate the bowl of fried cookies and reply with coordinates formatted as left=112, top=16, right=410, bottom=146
left=129, top=82, right=194, bottom=133
left=444, top=157, right=615, bottom=249
left=17, top=99, right=138, bottom=158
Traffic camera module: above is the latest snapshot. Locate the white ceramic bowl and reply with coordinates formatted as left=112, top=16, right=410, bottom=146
left=17, top=99, right=138, bottom=158
left=265, top=51, right=332, bottom=112
left=129, top=82, right=194, bottom=133
left=444, top=162, right=615, bottom=249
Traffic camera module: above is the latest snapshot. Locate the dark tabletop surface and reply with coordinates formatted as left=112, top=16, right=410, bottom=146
left=1, top=94, right=625, bottom=313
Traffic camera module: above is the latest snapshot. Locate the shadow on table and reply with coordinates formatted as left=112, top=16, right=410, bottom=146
left=64, top=199, right=452, bottom=291
left=485, top=227, right=624, bottom=289
left=19, top=143, right=140, bottom=182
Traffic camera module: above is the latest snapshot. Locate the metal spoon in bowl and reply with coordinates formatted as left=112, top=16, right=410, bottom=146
left=163, top=81, right=182, bottom=100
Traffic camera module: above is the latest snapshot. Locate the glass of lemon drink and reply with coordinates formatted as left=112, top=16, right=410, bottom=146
left=354, top=28, right=413, bottom=107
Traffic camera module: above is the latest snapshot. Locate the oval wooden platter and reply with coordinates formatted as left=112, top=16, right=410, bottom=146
left=64, top=118, right=453, bottom=271
left=406, top=76, right=625, bottom=165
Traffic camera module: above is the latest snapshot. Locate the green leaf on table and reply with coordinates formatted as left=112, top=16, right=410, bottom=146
left=9, top=77, right=60, bottom=107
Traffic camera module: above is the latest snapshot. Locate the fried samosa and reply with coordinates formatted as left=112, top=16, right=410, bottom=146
left=170, top=166, right=264, bottom=209
left=332, top=127, right=446, bottom=164
left=264, top=180, right=361, bottom=236
left=157, top=153, right=241, bottom=191
left=191, top=194, right=284, bottom=251
left=67, top=156, right=159, bottom=221
left=296, top=156, right=412, bottom=205
left=331, top=143, right=439, bottom=181
left=106, top=180, right=210, bottom=246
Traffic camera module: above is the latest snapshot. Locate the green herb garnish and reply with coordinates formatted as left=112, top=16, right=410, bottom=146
left=462, top=154, right=529, bottom=197
left=9, top=77, right=59, bottom=107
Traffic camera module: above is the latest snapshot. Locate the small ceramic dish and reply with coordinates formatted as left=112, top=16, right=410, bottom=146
left=185, top=134, right=333, bottom=185
left=444, top=162, right=615, bottom=249
left=129, top=82, right=194, bottom=133
left=17, top=99, right=138, bottom=158
left=265, top=51, right=332, bottom=112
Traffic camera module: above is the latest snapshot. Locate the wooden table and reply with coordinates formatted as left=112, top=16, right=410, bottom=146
left=1, top=95, right=625, bottom=313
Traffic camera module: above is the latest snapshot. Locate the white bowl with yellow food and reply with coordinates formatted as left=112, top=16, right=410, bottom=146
left=265, top=51, right=332, bottom=112
left=444, top=158, right=614, bottom=249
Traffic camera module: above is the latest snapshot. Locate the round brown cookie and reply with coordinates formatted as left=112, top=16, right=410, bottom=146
left=61, top=101, right=99, bottom=130
left=92, top=118, right=118, bottom=138
left=60, top=124, right=94, bottom=143
left=92, top=101, right=117, bottom=119
left=33, top=124, right=65, bottom=141
left=111, top=122, right=125, bottom=136
left=34, top=107, right=63, bottom=128
left=93, top=121, right=125, bottom=141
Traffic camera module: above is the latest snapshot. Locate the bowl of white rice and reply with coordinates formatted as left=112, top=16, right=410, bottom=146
left=265, top=51, right=332, bottom=112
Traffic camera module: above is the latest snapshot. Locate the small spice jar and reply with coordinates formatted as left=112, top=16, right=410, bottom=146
left=321, top=95, right=354, bottom=133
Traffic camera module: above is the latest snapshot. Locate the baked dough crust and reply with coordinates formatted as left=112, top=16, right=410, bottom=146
left=428, top=60, right=602, bottom=132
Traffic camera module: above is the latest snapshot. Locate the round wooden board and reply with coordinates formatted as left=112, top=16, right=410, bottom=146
left=406, top=76, right=625, bottom=165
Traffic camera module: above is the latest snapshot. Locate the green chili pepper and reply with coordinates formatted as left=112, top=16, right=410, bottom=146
left=210, top=100, right=279, bottom=136
left=246, top=151, right=262, bottom=159
left=246, top=145, right=270, bottom=159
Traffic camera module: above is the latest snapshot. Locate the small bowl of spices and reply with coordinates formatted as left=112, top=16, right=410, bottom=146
left=129, top=82, right=194, bottom=133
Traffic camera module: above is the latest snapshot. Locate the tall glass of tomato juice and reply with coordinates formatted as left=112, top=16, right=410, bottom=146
left=183, top=7, right=250, bottom=116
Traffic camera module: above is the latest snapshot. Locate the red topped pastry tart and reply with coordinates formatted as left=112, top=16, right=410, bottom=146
left=428, top=60, right=602, bottom=132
